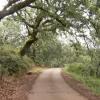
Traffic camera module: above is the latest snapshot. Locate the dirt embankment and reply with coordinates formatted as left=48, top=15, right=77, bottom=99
left=0, top=73, right=39, bottom=100
left=62, top=72, right=100, bottom=100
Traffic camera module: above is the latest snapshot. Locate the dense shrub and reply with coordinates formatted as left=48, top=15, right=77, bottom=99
left=65, top=54, right=100, bottom=77
left=0, top=45, right=33, bottom=77
left=78, top=55, right=91, bottom=64
left=67, top=63, right=85, bottom=74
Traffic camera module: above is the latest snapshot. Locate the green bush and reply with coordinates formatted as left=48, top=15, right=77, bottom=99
left=78, top=55, right=91, bottom=63
left=0, top=45, right=33, bottom=77
left=67, top=62, right=85, bottom=74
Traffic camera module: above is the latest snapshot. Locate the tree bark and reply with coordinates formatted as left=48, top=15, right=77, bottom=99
left=20, top=38, right=37, bottom=56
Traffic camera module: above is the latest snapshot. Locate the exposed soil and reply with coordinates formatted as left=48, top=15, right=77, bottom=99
left=62, top=72, right=100, bottom=100
left=28, top=68, right=87, bottom=100
left=0, top=73, right=39, bottom=100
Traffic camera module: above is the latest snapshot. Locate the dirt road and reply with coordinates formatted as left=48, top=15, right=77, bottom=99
left=28, top=68, right=88, bottom=100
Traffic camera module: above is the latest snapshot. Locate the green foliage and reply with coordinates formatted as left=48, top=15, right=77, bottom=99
left=0, top=19, right=27, bottom=47
left=64, top=44, right=100, bottom=78
left=0, top=45, right=33, bottom=77
left=64, top=68, right=100, bottom=94
left=67, top=63, right=85, bottom=74
left=64, top=46, right=100, bottom=94
left=0, top=0, right=100, bottom=80
left=31, top=32, right=67, bottom=67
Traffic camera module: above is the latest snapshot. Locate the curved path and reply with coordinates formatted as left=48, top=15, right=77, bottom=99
left=28, top=68, right=87, bottom=100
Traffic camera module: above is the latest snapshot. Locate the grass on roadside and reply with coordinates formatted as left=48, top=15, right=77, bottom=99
left=63, top=67, right=100, bottom=95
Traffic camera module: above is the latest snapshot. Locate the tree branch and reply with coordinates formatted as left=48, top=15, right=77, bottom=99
left=3, top=0, right=20, bottom=10
left=20, top=13, right=44, bottom=56
left=17, top=12, right=34, bottom=28
left=28, top=5, right=67, bottom=27
left=0, top=0, right=36, bottom=20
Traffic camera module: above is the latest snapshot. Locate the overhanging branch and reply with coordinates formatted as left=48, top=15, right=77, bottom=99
left=0, top=0, right=36, bottom=20
left=28, top=5, right=67, bottom=27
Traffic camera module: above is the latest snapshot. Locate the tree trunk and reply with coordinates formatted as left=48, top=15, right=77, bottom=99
left=20, top=38, right=37, bottom=56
